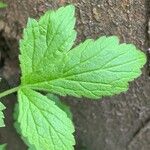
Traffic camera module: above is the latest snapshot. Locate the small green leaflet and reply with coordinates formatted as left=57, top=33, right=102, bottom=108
left=20, top=5, right=76, bottom=77
left=0, top=102, right=5, bottom=127
left=17, top=88, right=75, bottom=150
left=0, top=144, right=7, bottom=150
left=0, top=2, right=7, bottom=8
left=17, top=4, right=146, bottom=150
left=14, top=94, right=72, bottom=149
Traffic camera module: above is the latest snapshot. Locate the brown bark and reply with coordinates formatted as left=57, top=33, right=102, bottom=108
left=0, top=0, right=150, bottom=150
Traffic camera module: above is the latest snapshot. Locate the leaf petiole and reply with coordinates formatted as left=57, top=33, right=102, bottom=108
left=0, top=86, right=20, bottom=98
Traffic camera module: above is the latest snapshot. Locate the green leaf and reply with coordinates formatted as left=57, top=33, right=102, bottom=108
left=17, top=88, right=75, bottom=150
left=20, top=5, right=76, bottom=78
left=42, top=36, right=146, bottom=98
left=20, top=33, right=146, bottom=98
left=14, top=94, right=72, bottom=149
left=13, top=103, right=36, bottom=150
left=20, top=5, right=146, bottom=99
left=0, top=2, right=7, bottom=8
left=47, top=94, right=72, bottom=120
left=0, top=102, right=5, bottom=127
left=0, top=144, right=7, bottom=150
left=17, top=4, right=146, bottom=150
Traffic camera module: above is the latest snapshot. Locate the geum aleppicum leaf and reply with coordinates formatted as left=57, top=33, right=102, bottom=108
left=0, top=102, right=5, bottom=127
left=17, top=88, right=75, bottom=150
left=17, top=4, right=146, bottom=150
left=20, top=5, right=76, bottom=78
left=20, top=5, right=146, bottom=99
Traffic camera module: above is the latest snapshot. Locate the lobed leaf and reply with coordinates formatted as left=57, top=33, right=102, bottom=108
left=21, top=35, right=146, bottom=98
left=17, top=4, right=146, bottom=150
left=42, top=36, right=146, bottom=98
left=20, top=5, right=76, bottom=78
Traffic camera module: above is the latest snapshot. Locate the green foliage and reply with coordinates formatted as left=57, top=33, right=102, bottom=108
left=0, top=144, right=7, bottom=150
left=0, top=102, right=5, bottom=127
left=17, top=88, right=75, bottom=150
left=47, top=94, right=73, bottom=119
left=20, top=6, right=146, bottom=99
left=14, top=93, right=72, bottom=149
left=13, top=103, right=36, bottom=149
left=0, top=2, right=7, bottom=8
left=20, top=5, right=76, bottom=78
left=0, top=4, right=146, bottom=150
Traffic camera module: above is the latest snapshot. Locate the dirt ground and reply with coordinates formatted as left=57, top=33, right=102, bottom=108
left=0, top=0, right=150, bottom=150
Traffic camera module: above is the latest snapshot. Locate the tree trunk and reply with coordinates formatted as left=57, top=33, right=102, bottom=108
left=0, top=0, right=150, bottom=150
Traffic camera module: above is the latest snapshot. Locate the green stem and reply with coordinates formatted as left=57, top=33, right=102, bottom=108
left=0, top=86, right=20, bottom=98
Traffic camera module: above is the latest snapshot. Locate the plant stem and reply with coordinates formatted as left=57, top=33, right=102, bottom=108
left=0, top=86, right=20, bottom=98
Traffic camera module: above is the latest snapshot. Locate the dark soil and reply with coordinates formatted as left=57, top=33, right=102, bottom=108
left=0, top=0, right=150, bottom=150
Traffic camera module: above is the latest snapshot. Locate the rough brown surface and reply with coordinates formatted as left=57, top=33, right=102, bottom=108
left=0, top=0, right=150, bottom=150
